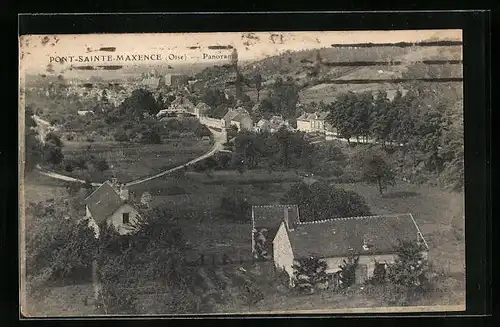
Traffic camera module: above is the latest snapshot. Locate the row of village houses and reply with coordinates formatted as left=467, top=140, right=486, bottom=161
left=156, top=95, right=336, bottom=135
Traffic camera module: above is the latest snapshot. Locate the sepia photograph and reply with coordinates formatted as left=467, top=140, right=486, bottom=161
left=19, top=30, right=465, bottom=316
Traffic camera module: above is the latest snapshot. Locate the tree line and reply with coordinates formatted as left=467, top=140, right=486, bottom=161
left=326, top=85, right=463, bottom=191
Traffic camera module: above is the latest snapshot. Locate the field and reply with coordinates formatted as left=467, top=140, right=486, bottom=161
left=22, top=159, right=465, bottom=314
left=23, top=283, right=97, bottom=317
left=57, top=138, right=212, bottom=183
left=124, top=167, right=465, bottom=313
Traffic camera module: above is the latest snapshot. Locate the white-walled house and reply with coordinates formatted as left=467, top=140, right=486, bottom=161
left=222, top=107, right=253, bottom=131
left=251, top=205, right=300, bottom=260
left=296, top=112, right=329, bottom=133
left=272, top=213, right=429, bottom=286
left=84, top=180, right=141, bottom=236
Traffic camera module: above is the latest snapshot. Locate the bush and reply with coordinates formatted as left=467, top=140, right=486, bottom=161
left=141, top=129, right=162, bottom=144
left=338, top=254, right=359, bottom=288
left=283, top=181, right=371, bottom=222
left=63, top=159, right=76, bottom=172
left=239, top=280, right=264, bottom=307
left=113, top=128, right=129, bottom=142
left=42, top=142, right=64, bottom=165
left=387, top=241, right=429, bottom=288
left=219, top=187, right=251, bottom=222
left=93, top=158, right=109, bottom=172
left=292, top=256, right=328, bottom=293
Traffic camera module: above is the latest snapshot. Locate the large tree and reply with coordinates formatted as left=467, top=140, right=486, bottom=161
left=338, top=253, right=360, bottom=289
left=387, top=241, right=429, bottom=289
left=292, top=256, right=328, bottom=293
left=254, top=72, right=263, bottom=101
left=370, top=90, right=393, bottom=147
left=118, top=88, right=161, bottom=120
left=360, top=149, right=396, bottom=195
left=219, top=187, right=251, bottom=222
left=267, top=76, right=300, bottom=119
left=283, top=181, right=371, bottom=222
left=232, top=131, right=264, bottom=170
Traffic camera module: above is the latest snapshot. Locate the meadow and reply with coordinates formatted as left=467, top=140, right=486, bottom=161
left=56, top=138, right=212, bottom=183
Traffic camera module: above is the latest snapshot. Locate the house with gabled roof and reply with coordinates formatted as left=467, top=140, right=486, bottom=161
left=272, top=212, right=429, bottom=286
left=84, top=179, right=141, bottom=236
left=193, top=102, right=211, bottom=118
left=167, top=96, right=195, bottom=114
left=296, top=111, right=330, bottom=133
left=251, top=205, right=300, bottom=260
left=222, top=107, right=252, bottom=131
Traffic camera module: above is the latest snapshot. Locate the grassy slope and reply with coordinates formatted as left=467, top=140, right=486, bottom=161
left=56, top=139, right=212, bottom=183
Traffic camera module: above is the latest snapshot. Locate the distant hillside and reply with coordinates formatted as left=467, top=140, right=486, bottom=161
left=194, top=44, right=463, bottom=104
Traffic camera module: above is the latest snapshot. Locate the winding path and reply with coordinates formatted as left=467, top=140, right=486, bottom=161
left=125, top=130, right=225, bottom=187
left=34, top=117, right=227, bottom=187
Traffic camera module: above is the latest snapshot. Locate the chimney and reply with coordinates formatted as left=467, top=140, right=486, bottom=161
left=284, top=207, right=294, bottom=231
left=119, top=184, right=129, bottom=201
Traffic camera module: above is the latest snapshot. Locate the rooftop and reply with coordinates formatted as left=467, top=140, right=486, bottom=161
left=287, top=213, right=428, bottom=259
left=252, top=204, right=300, bottom=229
left=84, top=181, right=125, bottom=223
left=297, top=111, right=329, bottom=121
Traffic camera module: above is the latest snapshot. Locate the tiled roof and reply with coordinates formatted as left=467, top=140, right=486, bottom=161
left=288, top=214, right=427, bottom=259
left=252, top=204, right=300, bottom=230
left=231, top=113, right=252, bottom=124
left=223, top=109, right=239, bottom=123
left=297, top=112, right=329, bottom=121
left=195, top=102, right=211, bottom=112
left=84, top=181, right=124, bottom=223
left=169, top=96, right=195, bottom=110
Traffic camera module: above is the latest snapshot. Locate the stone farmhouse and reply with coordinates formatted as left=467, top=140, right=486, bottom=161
left=84, top=179, right=142, bottom=237
left=296, top=112, right=330, bottom=133
left=255, top=116, right=292, bottom=133
left=222, top=107, right=253, bottom=131
left=156, top=96, right=195, bottom=118
left=191, top=102, right=211, bottom=118
left=251, top=205, right=428, bottom=286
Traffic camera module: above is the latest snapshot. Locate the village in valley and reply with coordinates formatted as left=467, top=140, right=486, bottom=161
left=21, top=32, right=465, bottom=316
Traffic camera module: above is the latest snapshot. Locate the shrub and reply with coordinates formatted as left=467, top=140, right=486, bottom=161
left=292, top=256, right=328, bottom=293
left=239, top=281, right=264, bottom=307
left=219, top=187, right=251, bottom=222
left=42, top=143, right=64, bottom=165
left=338, top=254, right=359, bottom=288
left=63, top=159, right=76, bottom=172
left=113, top=128, right=129, bottom=142
left=387, top=241, right=429, bottom=288
left=93, top=158, right=110, bottom=172
left=141, top=129, right=162, bottom=144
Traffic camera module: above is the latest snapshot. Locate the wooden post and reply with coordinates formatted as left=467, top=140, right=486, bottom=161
left=200, top=254, right=204, bottom=266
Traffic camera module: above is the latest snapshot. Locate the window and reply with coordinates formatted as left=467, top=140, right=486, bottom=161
left=122, top=212, right=130, bottom=224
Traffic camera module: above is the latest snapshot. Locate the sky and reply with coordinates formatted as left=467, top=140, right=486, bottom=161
left=19, top=30, right=462, bottom=75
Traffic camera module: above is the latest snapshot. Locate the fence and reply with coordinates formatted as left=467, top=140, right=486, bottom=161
left=185, top=252, right=269, bottom=268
